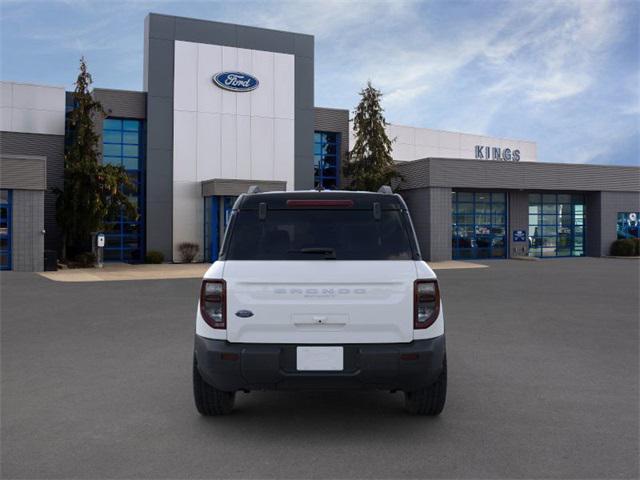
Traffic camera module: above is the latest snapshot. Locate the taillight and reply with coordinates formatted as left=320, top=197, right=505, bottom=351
left=414, top=280, right=440, bottom=329
left=200, top=279, right=226, bottom=329
left=286, top=199, right=354, bottom=207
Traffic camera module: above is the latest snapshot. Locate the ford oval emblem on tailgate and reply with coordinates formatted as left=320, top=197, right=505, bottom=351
left=235, top=310, right=254, bottom=318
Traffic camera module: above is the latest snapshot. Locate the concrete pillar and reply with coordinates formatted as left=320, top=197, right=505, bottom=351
left=508, top=191, right=529, bottom=258
left=401, top=187, right=452, bottom=261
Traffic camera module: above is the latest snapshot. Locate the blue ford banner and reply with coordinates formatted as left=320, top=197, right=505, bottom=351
left=513, top=230, right=527, bottom=242
left=212, top=72, right=259, bottom=92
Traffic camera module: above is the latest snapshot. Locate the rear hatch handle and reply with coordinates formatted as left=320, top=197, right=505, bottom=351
left=289, top=247, right=337, bottom=259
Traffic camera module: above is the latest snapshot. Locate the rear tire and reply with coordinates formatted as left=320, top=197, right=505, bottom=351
left=193, top=356, right=235, bottom=415
left=404, top=355, right=447, bottom=415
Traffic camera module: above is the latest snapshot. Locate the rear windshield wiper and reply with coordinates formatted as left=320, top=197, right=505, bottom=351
left=290, top=247, right=337, bottom=259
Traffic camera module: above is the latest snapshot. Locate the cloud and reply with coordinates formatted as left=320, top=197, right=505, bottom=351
left=481, top=0, right=624, bottom=103
left=298, top=0, right=629, bottom=132
left=248, top=0, right=416, bottom=39
left=384, top=84, right=431, bottom=107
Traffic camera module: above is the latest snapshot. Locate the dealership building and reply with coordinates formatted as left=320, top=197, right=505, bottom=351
left=1, top=13, right=639, bottom=271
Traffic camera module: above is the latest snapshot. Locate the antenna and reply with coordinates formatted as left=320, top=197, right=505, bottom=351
left=377, top=185, right=393, bottom=194
left=247, top=185, right=261, bottom=194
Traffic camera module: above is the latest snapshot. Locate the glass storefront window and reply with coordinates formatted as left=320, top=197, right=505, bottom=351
left=314, top=131, right=340, bottom=189
left=528, top=193, right=585, bottom=257
left=452, top=191, right=507, bottom=259
left=102, top=118, right=145, bottom=263
left=491, top=203, right=505, bottom=214
left=104, top=118, right=122, bottom=129
left=103, top=130, right=121, bottom=143
left=204, top=196, right=238, bottom=262
left=103, top=144, right=121, bottom=156
left=123, top=119, right=139, bottom=131
left=204, top=196, right=217, bottom=263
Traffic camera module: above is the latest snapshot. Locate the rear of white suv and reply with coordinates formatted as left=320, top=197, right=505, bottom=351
left=193, top=190, right=446, bottom=415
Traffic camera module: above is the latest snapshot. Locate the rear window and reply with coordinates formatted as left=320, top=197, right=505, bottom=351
left=223, top=209, right=417, bottom=260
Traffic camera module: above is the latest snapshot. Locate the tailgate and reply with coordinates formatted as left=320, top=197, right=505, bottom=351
left=223, top=260, right=417, bottom=344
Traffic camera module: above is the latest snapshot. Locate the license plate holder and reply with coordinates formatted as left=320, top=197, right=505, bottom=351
left=296, top=346, right=344, bottom=371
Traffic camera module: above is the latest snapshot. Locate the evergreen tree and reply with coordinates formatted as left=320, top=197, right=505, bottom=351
left=343, top=81, right=400, bottom=191
left=55, top=57, right=135, bottom=260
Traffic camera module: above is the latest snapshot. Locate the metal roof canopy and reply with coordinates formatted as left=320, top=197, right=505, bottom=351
left=396, top=158, right=640, bottom=192
left=201, top=178, right=287, bottom=197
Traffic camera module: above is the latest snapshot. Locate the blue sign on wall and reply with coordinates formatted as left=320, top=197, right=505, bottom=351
left=212, top=72, right=259, bottom=92
left=513, top=230, right=527, bottom=242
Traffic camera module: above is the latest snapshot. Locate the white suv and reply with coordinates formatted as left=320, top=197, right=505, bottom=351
left=193, top=189, right=446, bottom=415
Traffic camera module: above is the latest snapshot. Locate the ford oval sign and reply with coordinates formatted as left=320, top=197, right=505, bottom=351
left=212, top=72, right=259, bottom=92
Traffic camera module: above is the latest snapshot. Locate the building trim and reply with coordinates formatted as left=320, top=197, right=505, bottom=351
left=314, top=108, right=349, bottom=155
left=201, top=178, right=286, bottom=197
left=396, top=157, right=640, bottom=192
left=0, top=154, right=47, bottom=190
left=93, top=89, right=147, bottom=119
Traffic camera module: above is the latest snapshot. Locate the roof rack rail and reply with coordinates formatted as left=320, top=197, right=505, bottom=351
left=377, top=185, right=393, bottom=194
left=247, top=185, right=261, bottom=194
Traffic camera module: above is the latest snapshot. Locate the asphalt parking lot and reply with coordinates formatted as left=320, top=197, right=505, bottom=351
left=1, top=258, right=638, bottom=479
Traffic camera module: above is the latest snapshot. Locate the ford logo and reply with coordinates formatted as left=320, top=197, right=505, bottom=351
left=212, top=72, right=259, bottom=92
left=235, top=310, right=254, bottom=318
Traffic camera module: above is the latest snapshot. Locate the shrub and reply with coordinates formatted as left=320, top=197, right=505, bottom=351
left=178, top=242, right=200, bottom=263
left=74, top=252, right=96, bottom=268
left=145, top=250, right=164, bottom=264
left=610, top=239, right=637, bottom=256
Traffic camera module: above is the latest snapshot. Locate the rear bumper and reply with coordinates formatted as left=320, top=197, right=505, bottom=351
left=194, top=335, right=445, bottom=392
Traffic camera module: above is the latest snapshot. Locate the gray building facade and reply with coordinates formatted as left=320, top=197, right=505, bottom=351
left=0, top=80, right=65, bottom=271
left=0, top=132, right=63, bottom=254
left=396, top=158, right=640, bottom=261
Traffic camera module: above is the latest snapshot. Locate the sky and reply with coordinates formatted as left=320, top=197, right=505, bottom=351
left=1, top=0, right=638, bottom=166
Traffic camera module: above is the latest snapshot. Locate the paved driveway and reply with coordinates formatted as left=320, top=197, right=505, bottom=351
left=1, top=258, right=638, bottom=479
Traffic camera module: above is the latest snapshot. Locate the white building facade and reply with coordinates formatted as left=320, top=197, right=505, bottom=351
left=172, top=41, right=296, bottom=260
left=351, top=123, right=538, bottom=163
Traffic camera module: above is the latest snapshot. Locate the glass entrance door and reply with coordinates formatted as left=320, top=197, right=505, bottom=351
left=527, top=193, right=585, bottom=257
left=204, top=195, right=238, bottom=262
left=0, top=189, right=12, bottom=270
left=452, top=191, right=507, bottom=259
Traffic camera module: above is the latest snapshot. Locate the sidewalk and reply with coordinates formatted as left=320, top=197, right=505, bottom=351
left=37, top=260, right=487, bottom=282
left=38, top=263, right=210, bottom=282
